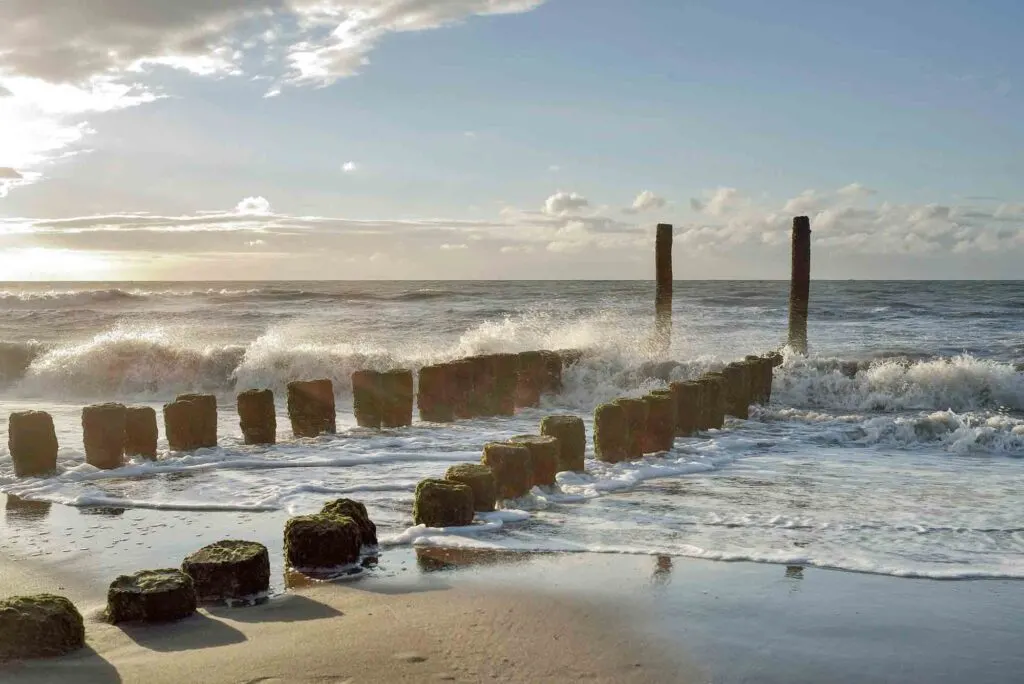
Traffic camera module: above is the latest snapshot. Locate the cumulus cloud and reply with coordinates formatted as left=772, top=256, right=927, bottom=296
left=440, top=243, right=468, bottom=250
left=342, top=161, right=358, bottom=173
left=544, top=191, right=589, bottom=216
left=235, top=196, right=272, bottom=215
left=691, top=187, right=744, bottom=217
left=0, top=168, right=22, bottom=179
left=624, top=190, right=667, bottom=214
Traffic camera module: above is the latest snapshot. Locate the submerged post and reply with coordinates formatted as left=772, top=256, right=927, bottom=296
left=655, top=223, right=673, bottom=353
left=788, top=216, right=811, bottom=355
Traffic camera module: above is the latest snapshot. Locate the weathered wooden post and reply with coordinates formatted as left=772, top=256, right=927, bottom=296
left=594, top=402, right=629, bottom=463
left=655, top=223, right=673, bottom=353
left=125, top=406, right=158, bottom=460
left=351, top=371, right=383, bottom=429
left=288, top=379, right=336, bottom=436
left=8, top=411, right=58, bottom=477
left=540, top=415, right=586, bottom=473
left=380, top=369, right=414, bottom=428
left=788, top=216, right=811, bottom=355
left=82, top=403, right=126, bottom=470
left=418, top=364, right=454, bottom=423
left=237, top=389, right=276, bottom=445
left=613, top=397, right=648, bottom=460
left=671, top=381, right=702, bottom=436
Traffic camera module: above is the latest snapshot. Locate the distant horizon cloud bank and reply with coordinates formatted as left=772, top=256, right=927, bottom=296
left=1, top=184, right=1020, bottom=280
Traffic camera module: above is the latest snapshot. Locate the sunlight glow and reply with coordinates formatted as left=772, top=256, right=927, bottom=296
left=0, top=248, right=114, bottom=280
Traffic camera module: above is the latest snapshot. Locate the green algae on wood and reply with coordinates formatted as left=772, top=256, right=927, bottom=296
left=481, top=442, right=533, bottom=500
left=182, top=540, right=270, bottom=601
left=0, top=594, right=84, bottom=662
left=413, top=478, right=475, bottom=527
left=445, top=463, right=497, bottom=512
left=321, top=498, right=378, bottom=546
left=284, top=514, right=362, bottom=569
left=106, top=569, right=197, bottom=624
left=540, top=415, right=586, bottom=473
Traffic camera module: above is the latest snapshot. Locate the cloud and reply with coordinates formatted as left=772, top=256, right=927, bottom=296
left=0, top=1, right=548, bottom=88
left=342, top=161, right=358, bottom=173
left=4, top=185, right=1022, bottom=278
left=0, top=1, right=548, bottom=171
left=544, top=191, right=589, bottom=216
left=691, top=187, right=743, bottom=217
left=837, top=182, right=877, bottom=199
left=235, top=196, right=272, bottom=215
left=0, top=168, right=22, bottom=179
left=624, top=190, right=667, bottom=214
left=0, top=166, right=27, bottom=198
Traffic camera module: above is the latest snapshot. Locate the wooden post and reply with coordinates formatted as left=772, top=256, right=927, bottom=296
left=788, top=216, right=811, bottom=355
left=655, top=223, right=673, bottom=353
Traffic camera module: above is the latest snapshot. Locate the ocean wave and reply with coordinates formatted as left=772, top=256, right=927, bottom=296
left=772, top=353, right=1024, bottom=412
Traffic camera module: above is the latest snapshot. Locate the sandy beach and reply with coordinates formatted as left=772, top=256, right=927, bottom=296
left=1, top=548, right=690, bottom=683
left=5, top=519, right=1024, bottom=684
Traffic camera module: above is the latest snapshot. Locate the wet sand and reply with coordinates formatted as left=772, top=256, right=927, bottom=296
left=4, top=493, right=1024, bottom=683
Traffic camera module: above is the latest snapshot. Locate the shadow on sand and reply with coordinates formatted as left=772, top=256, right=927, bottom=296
left=0, top=646, right=122, bottom=684
left=206, top=593, right=342, bottom=624
left=116, top=612, right=247, bottom=652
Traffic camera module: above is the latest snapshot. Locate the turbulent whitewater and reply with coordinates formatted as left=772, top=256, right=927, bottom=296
left=1, top=280, right=1022, bottom=580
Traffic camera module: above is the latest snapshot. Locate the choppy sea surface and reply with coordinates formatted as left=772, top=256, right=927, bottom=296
left=1, top=281, right=1022, bottom=580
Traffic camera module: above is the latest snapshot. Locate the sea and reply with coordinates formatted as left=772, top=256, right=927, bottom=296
left=1, top=280, right=1022, bottom=584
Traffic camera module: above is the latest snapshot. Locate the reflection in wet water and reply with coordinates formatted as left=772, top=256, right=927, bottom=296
left=415, top=546, right=533, bottom=573
left=652, top=555, right=673, bottom=586
left=79, top=506, right=127, bottom=517
left=785, top=565, right=804, bottom=580
left=4, top=494, right=51, bottom=523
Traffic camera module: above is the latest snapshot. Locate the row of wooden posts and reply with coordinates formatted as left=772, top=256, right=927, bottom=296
left=595, top=353, right=778, bottom=463
left=5, top=349, right=574, bottom=479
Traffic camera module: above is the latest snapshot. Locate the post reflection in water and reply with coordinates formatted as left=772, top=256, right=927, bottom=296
left=4, top=494, right=52, bottom=524
left=652, top=555, right=673, bottom=586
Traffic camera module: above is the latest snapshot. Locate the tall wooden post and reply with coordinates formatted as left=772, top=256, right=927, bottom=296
left=788, top=216, right=811, bottom=355
left=655, top=223, right=673, bottom=353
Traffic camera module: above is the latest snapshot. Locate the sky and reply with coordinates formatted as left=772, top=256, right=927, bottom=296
left=0, top=0, right=1022, bottom=280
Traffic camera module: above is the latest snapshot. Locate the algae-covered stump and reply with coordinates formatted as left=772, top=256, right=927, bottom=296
left=82, top=402, right=127, bottom=470
left=351, top=370, right=383, bottom=429
left=125, top=405, right=158, bottom=459
left=8, top=410, right=58, bottom=478
left=237, top=388, right=276, bottom=445
left=445, top=463, right=497, bottom=512
left=106, top=569, right=197, bottom=624
left=540, top=415, right=586, bottom=473
left=418, top=364, right=455, bottom=423
left=0, top=594, right=85, bottom=661
left=507, top=434, right=560, bottom=486
left=182, top=540, right=270, bottom=601
left=613, top=398, right=648, bottom=460
left=413, top=478, right=475, bottom=528
left=287, top=379, right=337, bottom=437
left=644, top=392, right=676, bottom=453
left=481, top=442, right=533, bottom=499
left=321, top=498, right=378, bottom=546
left=380, top=369, right=414, bottom=428
left=671, top=381, right=702, bottom=437
left=594, top=402, right=629, bottom=463
left=284, top=514, right=362, bottom=568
